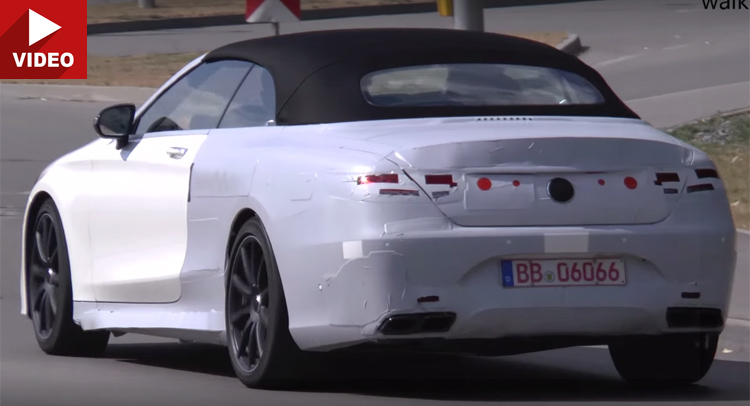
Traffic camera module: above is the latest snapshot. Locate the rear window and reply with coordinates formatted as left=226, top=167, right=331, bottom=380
left=360, top=63, right=605, bottom=107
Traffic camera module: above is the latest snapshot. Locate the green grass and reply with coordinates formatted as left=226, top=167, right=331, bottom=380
left=87, top=0, right=431, bottom=24
left=1, top=53, right=203, bottom=88
left=667, top=112, right=750, bottom=229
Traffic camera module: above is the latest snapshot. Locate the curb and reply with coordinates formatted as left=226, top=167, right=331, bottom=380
left=556, top=33, right=582, bottom=56
left=662, top=106, right=750, bottom=132
left=88, top=0, right=603, bottom=35
left=0, top=83, right=155, bottom=104
left=727, top=318, right=750, bottom=327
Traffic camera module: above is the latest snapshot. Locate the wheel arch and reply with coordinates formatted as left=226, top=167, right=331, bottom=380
left=222, top=207, right=291, bottom=311
left=224, top=207, right=259, bottom=287
left=21, top=191, right=54, bottom=318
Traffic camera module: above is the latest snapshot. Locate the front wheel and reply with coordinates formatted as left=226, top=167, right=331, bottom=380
left=608, top=333, right=718, bottom=386
left=27, top=199, right=110, bottom=356
left=225, top=217, right=307, bottom=389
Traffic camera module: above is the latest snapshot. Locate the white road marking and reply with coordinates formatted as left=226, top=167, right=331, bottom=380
left=663, top=43, right=691, bottom=51
left=594, top=54, right=642, bottom=68
left=726, top=317, right=750, bottom=327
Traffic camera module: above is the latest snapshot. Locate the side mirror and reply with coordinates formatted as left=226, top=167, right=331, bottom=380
left=93, top=104, right=135, bottom=140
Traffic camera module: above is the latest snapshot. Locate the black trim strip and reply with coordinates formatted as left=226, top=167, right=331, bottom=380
left=654, top=172, right=680, bottom=185
left=687, top=183, right=714, bottom=193
left=188, top=163, right=195, bottom=202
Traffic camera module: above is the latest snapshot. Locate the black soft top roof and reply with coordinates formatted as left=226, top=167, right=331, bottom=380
left=204, top=28, right=639, bottom=125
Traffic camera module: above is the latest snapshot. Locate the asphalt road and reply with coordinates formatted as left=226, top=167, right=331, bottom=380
left=1, top=0, right=749, bottom=404
left=1, top=94, right=749, bottom=405
left=86, top=0, right=750, bottom=103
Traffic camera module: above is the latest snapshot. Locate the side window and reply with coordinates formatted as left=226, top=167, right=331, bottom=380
left=218, top=65, right=276, bottom=129
left=134, top=60, right=252, bottom=135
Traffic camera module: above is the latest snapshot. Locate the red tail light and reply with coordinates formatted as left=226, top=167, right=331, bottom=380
left=695, top=168, right=720, bottom=179
left=425, top=174, right=457, bottom=187
left=357, top=174, right=398, bottom=185
left=624, top=177, right=638, bottom=189
left=477, top=177, right=492, bottom=191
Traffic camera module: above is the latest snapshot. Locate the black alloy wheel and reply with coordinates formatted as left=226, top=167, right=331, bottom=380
left=227, top=234, right=270, bottom=373
left=28, top=199, right=110, bottom=356
left=225, top=217, right=308, bottom=388
left=29, top=211, right=60, bottom=340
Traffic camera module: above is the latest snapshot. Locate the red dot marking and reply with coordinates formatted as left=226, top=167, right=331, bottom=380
left=624, top=177, right=638, bottom=189
left=477, top=178, right=492, bottom=190
left=512, top=180, right=520, bottom=187
left=598, top=179, right=605, bottom=186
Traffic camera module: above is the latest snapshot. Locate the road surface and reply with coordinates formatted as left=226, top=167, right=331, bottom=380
left=1, top=0, right=748, bottom=404
left=86, top=0, right=750, bottom=105
left=1, top=92, right=748, bottom=406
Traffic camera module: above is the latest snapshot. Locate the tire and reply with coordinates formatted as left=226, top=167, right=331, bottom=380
left=608, top=333, right=718, bottom=386
left=27, top=199, right=110, bottom=357
left=225, top=217, right=306, bottom=389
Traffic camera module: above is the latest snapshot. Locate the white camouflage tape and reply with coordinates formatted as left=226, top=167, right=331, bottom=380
left=342, top=240, right=364, bottom=259
left=544, top=233, right=589, bottom=253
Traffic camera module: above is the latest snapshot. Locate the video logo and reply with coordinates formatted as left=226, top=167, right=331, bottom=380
left=0, top=0, right=87, bottom=79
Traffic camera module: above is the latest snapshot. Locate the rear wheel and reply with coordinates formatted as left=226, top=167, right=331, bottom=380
left=28, top=199, right=110, bottom=356
left=225, top=217, right=306, bottom=388
left=608, top=333, right=718, bottom=386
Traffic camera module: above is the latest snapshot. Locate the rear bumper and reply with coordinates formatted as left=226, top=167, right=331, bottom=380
left=287, top=215, right=736, bottom=351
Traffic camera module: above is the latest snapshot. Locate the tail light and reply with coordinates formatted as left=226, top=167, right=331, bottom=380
left=695, top=168, right=719, bottom=179
left=357, top=173, right=420, bottom=196
left=624, top=176, right=638, bottom=189
left=685, top=168, right=720, bottom=194
left=357, top=174, right=398, bottom=185
left=425, top=174, right=457, bottom=187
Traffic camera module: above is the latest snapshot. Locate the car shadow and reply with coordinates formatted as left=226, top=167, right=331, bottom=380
left=104, top=342, right=750, bottom=402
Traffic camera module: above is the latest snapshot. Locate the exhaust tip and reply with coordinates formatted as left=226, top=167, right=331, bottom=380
left=378, top=312, right=456, bottom=335
left=666, top=307, right=723, bottom=328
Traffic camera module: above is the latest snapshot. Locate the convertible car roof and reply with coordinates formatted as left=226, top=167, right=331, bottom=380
left=204, top=28, right=640, bottom=125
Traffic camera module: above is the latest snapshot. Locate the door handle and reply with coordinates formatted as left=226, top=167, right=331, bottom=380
left=166, top=147, right=187, bottom=159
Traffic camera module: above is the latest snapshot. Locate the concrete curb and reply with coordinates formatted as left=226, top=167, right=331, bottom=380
left=556, top=33, right=583, bottom=56
left=87, top=0, right=604, bottom=35
left=0, top=83, right=155, bottom=104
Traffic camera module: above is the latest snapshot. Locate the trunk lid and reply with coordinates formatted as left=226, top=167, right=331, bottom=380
left=375, top=118, right=695, bottom=227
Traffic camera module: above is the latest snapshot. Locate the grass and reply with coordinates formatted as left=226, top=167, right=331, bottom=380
left=667, top=112, right=750, bottom=229
left=0, top=53, right=204, bottom=87
left=87, top=0, right=431, bottom=24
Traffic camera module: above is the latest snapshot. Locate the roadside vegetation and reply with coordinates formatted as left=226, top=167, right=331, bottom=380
left=667, top=111, right=750, bottom=229
left=1, top=53, right=203, bottom=88
left=87, top=0, right=431, bottom=24
left=0, top=31, right=565, bottom=88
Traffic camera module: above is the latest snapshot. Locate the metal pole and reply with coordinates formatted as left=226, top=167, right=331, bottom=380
left=138, top=0, right=156, bottom=9
left=453, top=0, right=484, bottom=31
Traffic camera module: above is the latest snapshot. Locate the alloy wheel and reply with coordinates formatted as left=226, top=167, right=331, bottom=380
left=227, top=235, right=270, bottom=373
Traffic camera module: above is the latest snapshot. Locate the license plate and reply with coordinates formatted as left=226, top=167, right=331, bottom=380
left=501, top=259, right=626, bottom=287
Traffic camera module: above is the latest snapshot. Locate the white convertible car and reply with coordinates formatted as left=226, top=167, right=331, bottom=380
left=21, top=28, right=736, bottom=388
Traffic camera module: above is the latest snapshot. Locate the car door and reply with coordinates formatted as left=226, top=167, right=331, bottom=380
left=88, top=59, right=253, bottom=304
